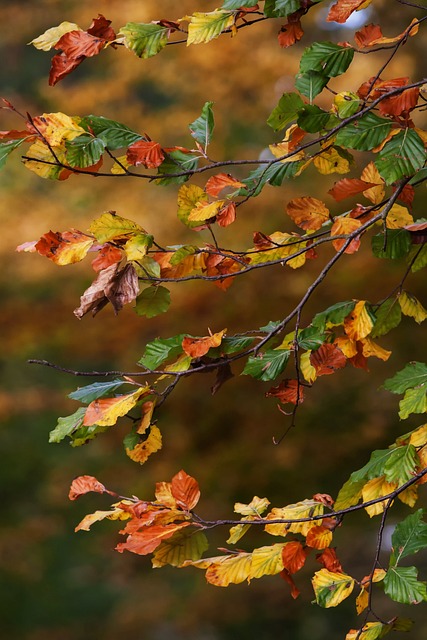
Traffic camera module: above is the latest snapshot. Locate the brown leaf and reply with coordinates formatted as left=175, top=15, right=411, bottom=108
left=310, top=344, right=346, bottom=376
left=87, top=14, right=116, bottom=40
left=91, top=244, right=123, bottom=272
left=69, top=475, right=110, bottom=500
left=280, top=568, right=300, bottom=599
left=316, top=548, right=344, bottom=573
left=55, top=30, right=107, bottom=59
left=211, top=362, right=234, bottom=395
left=49, top=52, right=84, bottom=86
left=105, top=263, right=140, bottom=314
left=74, top=263, right=118, bottom=318
left=126, top=140, right=165, bottom=168
left=171, top=470, right=201, bottom=511
left=281, top=541, right=309, bottom=575
left=265, top=379, right=304, bottom=405
left=286, top=197, right=329, bottom=231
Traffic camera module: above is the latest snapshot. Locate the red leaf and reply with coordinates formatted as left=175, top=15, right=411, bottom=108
left=280, top=568, right=300, bottom=599
left=328, top=178, right=377, bottom=202
left=49, top=52, right=83, bottom=86
left=310, top=344, right=346, bottom=376
left=126, top=140, right=165, bottom=169
left=278, top=18, right=303, bottom=48
left=282, top=541, right=309, bottom=574
left=265, top=379, right=304, bottom=405
left=216, top=202, right=236, bottom=227
left=205, top=173, right=244, bottom=197
left=55, top=30, right=107, bottom=59
left=395, top=183, right=414, bottom=209
left=92, top=245, right=123, bottom=272
left=171, top=470, right=201, bottom=511
left=316, top=548, right=344, bottom=573
left=87, top=14, right=116, bottom=41
left=69, top=475, right=110, bottom=500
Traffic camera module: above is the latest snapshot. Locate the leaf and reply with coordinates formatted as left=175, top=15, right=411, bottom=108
left=383, top=362, right=427, bottom=394
left=80, top=115, right=143, bottom=149
left=177, top=184, right=209, bottom=227
left=189, top=101, right=215, bottom=148
left=327, top=0, right=370, bottom=23
left=0, top=139, right=25, bottom=169
left=267, top=93, right=304, bottom=131
left=29, top=21, right=81, bottom=51
left=331, top=217, right=362, bottom=254
left=399, top=291, right=427, bottom=324
left=362, top=477, right=397, bottom=517
left=312, top=569, right=355, bottom=608
left=55, top=30, right=107, bottom=59
left=383, top=445, right=418, bottom=483
left=156, top=148, right=199, bottom=185
left=383, top=566, right=427, bottom=605
left=69, top=379, right=127, bottom=404
left=390, top=510, right=427, bottom=568
left=171, top=470, right=201, bottom=511
left=205, top=173, right=244, bottom=196
left=313, top=147, right=351, bottom=176
left=75, top=506, right=130, bottom=532
left=126, top=140, right=165, bottom=168
left=186, top=11, right=234, bottom=46
left=124, top=233, right=154, bottom=261
left=243, top=349, right=290, bottom=382
left=23, top=139, right=67, bottom=180
left=328, top=178, right=376, bottom=202
left=83, top=387, right=148, bottom=427
left=152, top=529, right=208, bottom=568
left=182, top=329, right=227, bottom=358
left=89, top=212, right=144, bottom=243
left=116, top=522, right=191, bottom=556
left=65, top=134, right=105, bottom=168
left=49, top=407, right=87, bottom=443
left=281, top=541, right=309, bottom=574
left=399, top=387, right=427, bottom=420
left=333, top=92, right=360, bottom=118
left=336, top=113, right=391, bottom=151
left=371, top=230, right=412, bottom=260
left=306, top=525, right=333, bottom=550
left=316, top=548, right=344, bottom=574
left=371, top=298, right=402, bottom=338
left=49, top=52, right=84, bottom=86
left=295, top=70, right=328, bottom=100
left=299, top=42, right=354, bottom=78
left=266, top=379, right=304, bottom=405
left=313, top=301, right=356, bottom=330
left=135, top=286, right=171, bottom=318
left=238, top=160, right=302, bottom=197
left=344, top=301, right=375, bottom=340
left=188, top=199, right=226, bottom=222
left=139, top=335, right=186, bottom=370
left=217, top=202, right=237, bottom=227
left=264, top=0, right=301, bottom=17
left=125, top=425, right=162, bottom=464
left=68, top=475, right=111, bottom=500
left=278, top=17, right=304, bottom=49
left=310, top=344, right=347, bottom=376
left=35, top=230, right=94, bottom=265
left=119, top=23, right=170, bottom=58
left=74, top=263, right=140, bottom=318
left=265, top=500, right=324, bottom=537
left=228, top=496, right=270, bottom=544
left=286, top=197, right=329, bottom=231
left=376, top=130, right=426, bottom=185
left=297, top=105, right=331, bottom=134
left=345, top=623, right=387, bottom=640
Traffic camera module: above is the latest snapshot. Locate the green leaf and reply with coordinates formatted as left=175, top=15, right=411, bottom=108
left=139, top=335, right=186, bottom=370
left=390, top=510, right=427, bottom=567
left=264, top=0, right=302, bottom=17
left=123, top=429, right=140, bottom=451
left=242, top=349, right=290, bottom=382
left=169, top=245, right=198, bottom=266
left=299, top=42, right=354, bottom=78
left=119, top=23, right=170, bottom=59
left=384, top=566, right=427, bottom=605
left=335, top=113, right=391, bottom=151
left=399, top=387, right=427, bottom=419
left=297, top=105, right=331, bottom=133
left=297, top=326, right=327, bottom=350
left=312, top=301, right=356, bottom=330
left=259, top=320, right=282, bottom=333
left=371, top=230, right=412, bottom=260
left=70, top=423, right=109, bottom=447
left=49, top=407, right=86, bottom=443
left=295, top=71, right=328, bottom=101
left=383, top=362, right=427, bottom=394
left=267, top=93, right=304, bottom=131
left=68, top=379, right=128, bottom=404
left=334, top=477, right=365, bottom=510
left=80, top=116, right=143, bottom=150
left=222, top=0, right=258, bottom=9
left=238, top=160, right=302, bottom=197
left=409, top=245, right=427, bottom=273
left=350, top=449, right=396, bottom=483
left=189, top=101, right=215, bottom=148
left=208, top=335, right=256, bottom=357
left=375, top=129, right=426, bottom=185
left=0, top=139, right=25, bottom=169
left=334, top=92, right=360, bottom=118
left=156, top=148, right=199, bottom=185
left=371, top=298, right=402, bottom=338
left=137, top=256, right=161, bottom=279
left=135, top=286, right=171, bottom=318
left=383, top=445, right=418, bottom=483
left=65, top=135, right=105, bottom=168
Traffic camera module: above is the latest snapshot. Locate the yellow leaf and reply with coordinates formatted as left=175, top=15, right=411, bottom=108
left=124, top=233, right=152, bottom=261
left=186, top=11, right=234, bottom=46
left=111, top=155, right=131, bottom=174
left=312, top=569, right=355, bottom=608
left=83, top=387, right=148, bottom=427
left=249, top=544, right=286, bottom=581
left=188, top=199, right=226, bottom=222
left=265, top=500, right=324, bottom=537
left=398, top=291, right=427, bottom=324
left=306, top=524, right=333, bottom=549
left=313, top=147, right=351, bottom=175
left=331, top=216, right=362, bottom=253
left=89, top=212, right=144, bottom=243
left=23, top=139, right=67, bottom=180
left=398, top=483, right=418, bottom=507
left=386, top=204, right=413, bottom=229
left=205, top=553, right=252, bottom=586
left=177, top=184, right=208, bottom=226
left=29, top=22, right=81, bottom=51
left=360, top=337, right=391, bottom=361
left=360, top=162, right=384, bottom=204
left=126, top=425, right=162, bottom=464
left=409, top=424, right=427, bottom=447
left=35, top=112, right=86, bottom=147
left=155, top=482, right=177, bottom=509
left=334, top=336, right=358, bottom=358
left=300, top=351, right=317, bottom=383
left=75, top=506, right=130, bottom=532
left=356, top=587, right=369, bottom=614
left=286, top=197, right=329, bottom=231
left=362, top=477, right=397, bottom=517
left=234, top=496, right=270, bottom=517
left=163, top=354, right=193, bottom=373
left=344, top=301, right=375, bottom=340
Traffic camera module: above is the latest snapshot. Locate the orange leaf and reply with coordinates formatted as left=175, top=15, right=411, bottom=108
left=155, top=482, right=178, bottom=509
left=310, top=344, right=346, bottom=376
left=83, top=387, right=148, bottom=427
left=280, top=568, right=300, bottom=599
left=281, top=541, right=309, bottom=574
left=205, top=173, right=244, bottom=197
left=327, top=0, right=368, bottom=23
left=171, top=470, right=201, bottom=511
left=182, top=329, right=227, bottom=358
left=116, top=522, right=191, bottom=556
left=69, top=475, right=111, bottom=500
left=316, top=548, right=344, bottom=573
left=286, top=197, right=329, bottom=231
left=91, top=244, right=123, bottom=272
left=278, top=18, right=303, bottom=49
left=216, top=202, right=236, bottom=228
left=355, top=18, right=419, bottom=48
left=331, top=217, right=362, bottom=254
left=328, top=178, right=377, bottom=202
left=265, top=379, right=304, bottom=405
left=306, top=525, right=333, bottom=550
left=35, top=229, right=94, bottom=265
left=126, top=140, right=165, bottom=169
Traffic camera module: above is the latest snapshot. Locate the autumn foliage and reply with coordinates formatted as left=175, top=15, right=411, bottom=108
left=4, top=0, right=427, bottom=638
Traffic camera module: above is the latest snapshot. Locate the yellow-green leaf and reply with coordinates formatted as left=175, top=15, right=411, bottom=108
left=399, top=291, right=427, bottom=324
left=186, top=11, right=234, bottom=46
left=124, top=233, right=153, bottom=261
left=152, top=529, right=208, bottom=568
left=312, top=569, right=355, bottom=608
left=89, top=212, right=144, bottom=243
left=177, top=183, right=208, bottom=227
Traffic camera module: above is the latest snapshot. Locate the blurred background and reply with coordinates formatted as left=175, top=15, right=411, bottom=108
left=0, top=1, right=426, bottom=638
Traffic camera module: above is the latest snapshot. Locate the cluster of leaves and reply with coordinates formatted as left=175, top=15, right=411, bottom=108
left=4, top=0, right=427, bottom=638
